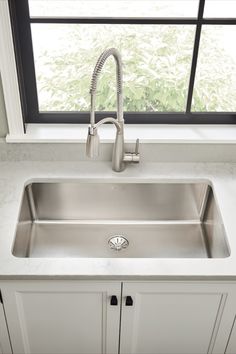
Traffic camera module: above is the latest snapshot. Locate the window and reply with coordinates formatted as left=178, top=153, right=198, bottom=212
left=8, top=0, right=236, bottom=124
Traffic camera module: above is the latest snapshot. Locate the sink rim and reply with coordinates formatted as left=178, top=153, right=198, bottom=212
left=12, top=179, right=231, bottom=260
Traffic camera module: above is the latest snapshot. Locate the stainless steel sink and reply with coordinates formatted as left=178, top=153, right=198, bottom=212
left=12, top=182, right=230, bottom=258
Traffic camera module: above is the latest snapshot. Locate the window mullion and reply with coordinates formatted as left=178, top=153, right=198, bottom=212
left=186, top=0, right=205, bottom=113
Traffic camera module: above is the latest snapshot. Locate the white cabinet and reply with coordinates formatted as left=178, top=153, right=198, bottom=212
left=225, top=318, right=236, bottom=354
left=1, top=281, right=236, bottom=354
left=1, top=281, right=120, bottom=354
left=0, top=299, right=12, bottom=354
left=120, top=282, right=236, bottom=354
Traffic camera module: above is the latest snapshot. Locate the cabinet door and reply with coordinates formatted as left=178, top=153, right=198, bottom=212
left=225, top=317, right=236, bottom=354
left=120, top=282, right=226, bottom=354
left=1, top=281, right=120, bottom=354
left=0, top=302, right=12, bottom=354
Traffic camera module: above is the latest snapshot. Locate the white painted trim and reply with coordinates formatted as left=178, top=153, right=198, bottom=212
left=0, top=0, right=24, bottom=136
left=6, top=123, right=236, bottom=144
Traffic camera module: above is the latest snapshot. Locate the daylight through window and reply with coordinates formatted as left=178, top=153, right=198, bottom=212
left=9, top=0, right=236, bottom=123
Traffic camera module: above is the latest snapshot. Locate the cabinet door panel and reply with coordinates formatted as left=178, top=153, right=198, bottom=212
left=0, top=302, right=12, bottom=354
left=120, top=282, right=223, bottom=354
left=226, top=317, right=236, bottom=354
left=1, top=281, right=120, bottom=354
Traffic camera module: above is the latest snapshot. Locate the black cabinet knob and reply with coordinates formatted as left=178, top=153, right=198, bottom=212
left=125, top=296, right=133, bottom=306
left=110, top=295, right=118, bottom=306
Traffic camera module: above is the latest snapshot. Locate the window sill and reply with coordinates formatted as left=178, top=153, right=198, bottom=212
left=6, top=124, right=236, bottom=144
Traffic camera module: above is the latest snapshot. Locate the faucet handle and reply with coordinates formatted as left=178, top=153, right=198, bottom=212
left=135, top=139, right=140, bottom=155
left=123, top=138, right=140, bottom=163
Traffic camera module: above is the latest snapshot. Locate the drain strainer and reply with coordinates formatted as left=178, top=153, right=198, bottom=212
left=108, top=235, right=129, bottom=251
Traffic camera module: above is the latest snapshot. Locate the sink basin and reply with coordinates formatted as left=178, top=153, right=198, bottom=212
left=12, top=182, right=230, bottom=258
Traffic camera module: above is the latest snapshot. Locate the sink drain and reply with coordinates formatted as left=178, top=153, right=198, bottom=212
left=108, top=235, right=129, bottom=251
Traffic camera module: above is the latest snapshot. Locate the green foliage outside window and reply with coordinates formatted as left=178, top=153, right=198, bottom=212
left=34, top=25, right=236, bottom=112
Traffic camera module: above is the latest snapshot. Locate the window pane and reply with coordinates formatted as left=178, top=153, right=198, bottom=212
left=204, top=0, right=236, bottom=17
left=29, top=0, right=199, bottom=18
left=31, top=24, right=195, bottom=112
left=192, top=26, right=236, bottom=112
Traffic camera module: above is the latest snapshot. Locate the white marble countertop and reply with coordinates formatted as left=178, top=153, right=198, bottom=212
left=1, top=160, right=236, bottom=279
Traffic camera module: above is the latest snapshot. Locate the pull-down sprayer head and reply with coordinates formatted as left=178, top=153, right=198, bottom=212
left=86, top=127, right=100, bottom=158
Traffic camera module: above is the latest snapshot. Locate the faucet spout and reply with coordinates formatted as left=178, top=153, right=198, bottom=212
left=90, top=48, right=123, bottom=126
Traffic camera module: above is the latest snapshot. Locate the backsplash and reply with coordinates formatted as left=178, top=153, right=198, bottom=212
left=1, top=139, right=236, bottom=162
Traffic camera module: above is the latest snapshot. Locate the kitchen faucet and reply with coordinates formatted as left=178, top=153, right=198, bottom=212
left=86, top=48, right=140, bottom=172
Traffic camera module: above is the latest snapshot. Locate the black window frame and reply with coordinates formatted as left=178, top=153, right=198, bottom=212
left=8, top=0, right=236, bottom=124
